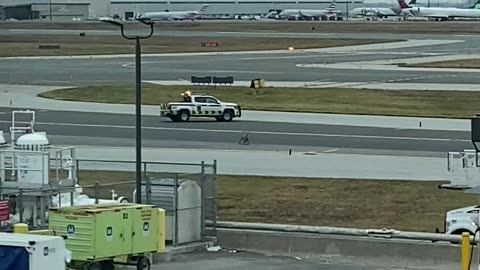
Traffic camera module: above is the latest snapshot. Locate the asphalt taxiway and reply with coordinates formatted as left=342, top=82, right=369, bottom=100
left=0, top=33, right=478, bottom=86
left=0, top=108, right=470, bottom=156
left=1, top=49, right=478, bottom=86
left=0, top=99, right=465, bottom=180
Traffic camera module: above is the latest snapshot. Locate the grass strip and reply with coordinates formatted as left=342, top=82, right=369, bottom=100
left=73, top=171, right=478, bottom=232
left=403, top=59, right=480, bottom=69
left=0, top=35, right=394, bottom=56
left=39, top=85, right=480, bottom=118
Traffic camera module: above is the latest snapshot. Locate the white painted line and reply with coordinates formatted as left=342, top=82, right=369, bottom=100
left=324, top=148, right=339, bottom=153
left=0, top=120, right=468, bottom=143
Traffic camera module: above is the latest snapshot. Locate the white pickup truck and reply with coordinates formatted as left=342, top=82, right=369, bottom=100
left=159, top=91, right=242, bottom=122
left=444, top=205, right=479, bottom=235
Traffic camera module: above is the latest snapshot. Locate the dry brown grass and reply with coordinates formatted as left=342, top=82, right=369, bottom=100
left=403, top=59, right=480, bottom=69
left=3, top=21, right=480, bottom=34
left=0, top=35, right=393, bottom=56
left=39, top=84, right=480, bottom=118
left=74, top=170, right=479, bottom=232
left=217, top=176, right=479, bottom=232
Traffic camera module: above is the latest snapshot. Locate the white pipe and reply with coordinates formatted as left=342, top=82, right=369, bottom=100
left=213, top=221, right=478, bottom=244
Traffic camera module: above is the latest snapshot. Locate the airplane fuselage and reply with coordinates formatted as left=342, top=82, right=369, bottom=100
left=279, top=9, right=332, bottom=17
left=405, top=6, right=480, bottom=18
left=350, top=7, right=399, bottom=17
left=139, top=11, right=197, bottom=20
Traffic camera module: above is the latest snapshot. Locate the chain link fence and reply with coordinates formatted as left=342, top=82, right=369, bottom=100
left=76, top=159, right=218, bottom=245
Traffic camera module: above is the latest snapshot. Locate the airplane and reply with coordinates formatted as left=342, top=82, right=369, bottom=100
left=278, top=0, right=341, bottom=20
left=349, top=7, right=401, bottom=19
left=136, top=4, right=210, bottom=21
left=398, top=0, right=480, bottom=20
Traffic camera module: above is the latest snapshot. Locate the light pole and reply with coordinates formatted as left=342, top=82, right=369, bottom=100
left=101, top=17, right=155, bottom=204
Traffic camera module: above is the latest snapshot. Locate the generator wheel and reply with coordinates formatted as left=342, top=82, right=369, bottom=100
left=99, top=260, right=114, bottom=270
left=137, top=256, right=151, bottom=270
left=82, top=262, right=101, bottom=270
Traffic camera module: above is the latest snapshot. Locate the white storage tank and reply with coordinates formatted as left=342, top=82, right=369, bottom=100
left=14, top=132, right=50, bottom=185
left=134, top=178, right=202, bottom=244
left=0, top=131, right=6, bottom=146
left=0, top=232, right=71, bottom=270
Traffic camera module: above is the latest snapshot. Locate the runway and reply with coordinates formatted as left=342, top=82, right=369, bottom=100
left=1, top=50, right=480, bottom=86
left=0, top=30, right=478, bottom=85
left=0, top=108, right=470, bottom=157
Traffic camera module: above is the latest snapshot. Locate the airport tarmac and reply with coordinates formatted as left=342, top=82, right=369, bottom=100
left=0, top=38, right=478, bottom=86
left=0, top=108, right=470, bottom=156
left=0, top=26, right=475, bottom=181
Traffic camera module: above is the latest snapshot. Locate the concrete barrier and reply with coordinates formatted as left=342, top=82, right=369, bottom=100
left=218, top=228, right=479, bottom=270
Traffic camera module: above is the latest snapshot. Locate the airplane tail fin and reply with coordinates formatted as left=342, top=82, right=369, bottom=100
left=397, top=0, right=410, bottom=9
left=325, top=0, right=337, bottom=16
left=326, top=0, right=337, bottom=10
left=199, top=4, right=210, bottom=13
left=264, top=11, right=278, bottom=18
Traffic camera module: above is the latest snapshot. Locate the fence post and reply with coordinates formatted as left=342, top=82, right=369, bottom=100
left=95, top=181, right=99, bottom=204
left=40, top=196, right=46, bottom=227
left=213, top=160, right=218, bottom=234
left=18, top=189, right=24, bottom=224
left=76, top=159, right=80, bottom=184
left=200, top=161, right=205, bottom=242
left=70, top=187, right=74, bottom=207
left=174, top=175, right=179, bottom=246
left=145, top=162, right=151, bottom=204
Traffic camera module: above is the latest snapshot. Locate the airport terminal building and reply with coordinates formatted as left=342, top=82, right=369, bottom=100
left=0, top=0, right=110, bottom=20
left=0, top=0, right=476, bottom=20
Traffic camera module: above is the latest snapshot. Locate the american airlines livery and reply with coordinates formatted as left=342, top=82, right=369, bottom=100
left=398, top=0, right=480, bottom=20
left=349, top=7, right=401, bottom=18
left=136, top=4, right=210, bottom=21
left=278, top=0, right=339, bottom=20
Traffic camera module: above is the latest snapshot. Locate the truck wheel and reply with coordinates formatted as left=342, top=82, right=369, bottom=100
left=222, top=110, right=234, bottom=122
left=178, top=110, right=190, bottom=122
left=137, top=256, right=151, bottom=270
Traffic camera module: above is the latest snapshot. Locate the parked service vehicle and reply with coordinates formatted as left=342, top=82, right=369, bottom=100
left=444, top=205, right=479, bottom=235
left=159, top=91, right=242, bottom=122
left=0, top=232, right=71, bottom=270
